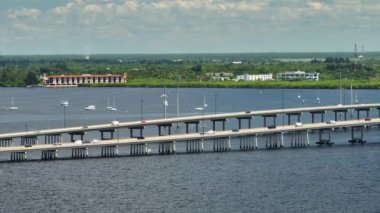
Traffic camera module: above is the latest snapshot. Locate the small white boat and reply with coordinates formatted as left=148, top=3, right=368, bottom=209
left=108, top=98, right=117, bottom=111
left=60, top=100, right=69, bottom=107
left=8, top=97, right=19, bottom=110
left=106, top=98, right=112, bottom=110
left=85, top=105, right=96, bottom=111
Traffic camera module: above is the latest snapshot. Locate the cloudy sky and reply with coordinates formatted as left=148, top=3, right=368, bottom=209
left=0, top=0, right=378, bottom=55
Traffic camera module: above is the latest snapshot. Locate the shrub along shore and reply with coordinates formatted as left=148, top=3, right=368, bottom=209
left=81, top=78, right=380, bottom=89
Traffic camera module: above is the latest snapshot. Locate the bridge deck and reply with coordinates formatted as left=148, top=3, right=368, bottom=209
left=0, top=103, right=378, bottom=140
left=0, top=118, right=377, bottom=153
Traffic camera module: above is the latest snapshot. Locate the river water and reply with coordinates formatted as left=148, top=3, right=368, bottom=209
left=0, top=87, right=379, bottom=212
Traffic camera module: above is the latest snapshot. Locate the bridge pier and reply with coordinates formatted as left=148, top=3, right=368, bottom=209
left=129, top=127, right=144, bottom=138
left=158, top=141, right=175, bottom=154
left=265, top=133, right=283, bottom=149
left=185, top=121, right=200, bottom=133
left=239, top=135, right=257, bottom=150
left=237, top=117, right=252, bottom=129
left=286, top=113, right=302, bottom=125
left=21, top=136, right=38, bottom=146
left=130, top=143, right=147, bottom=156
left=100, top=129, right=115, bottom=140
left=158, top=124, right=172, bottom=136
left=10, top=151, right=27, bottom=162
left=72, top=147, right=88, bottom=159
left=101, top=145, right=118, bottom=157
left=41, top=150, right=58, bottom=160
left=44, top=134, right=62, bottom=144
left=211, top=119, right=227, bottom=131
left=263, top=114, right=277, bottom=127
left=355, top=108, right=370, bottom=120
left=213, top=137, right=231, bottom=152
left=0, top=138, right=13, bottom=147
left=310, top=110, right=325, bottom=123
left=291, top=130, right=309, bottom=148
left=186, top=139, right=203, bottom=153
left=333, top=109, right=348, bottom=121
left=316, top=128, right=334, bottom=145
left=348, top=126, right=366, bottom=144
left=69, top=131, right=85, bottom=142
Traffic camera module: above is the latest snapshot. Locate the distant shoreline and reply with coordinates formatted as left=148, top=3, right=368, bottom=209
left=76, top=79, right=380, bottom=90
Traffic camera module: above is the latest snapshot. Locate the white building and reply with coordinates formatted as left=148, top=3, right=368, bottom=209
left=44, top=73, right=127, bottom=86
left=236, top=74, right=273, bottom=81
left=277, top=71, right=319, bottom=81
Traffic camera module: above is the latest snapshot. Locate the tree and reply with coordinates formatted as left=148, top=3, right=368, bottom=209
left=191, top=64, right=202, bottom=72
left=24, top=71, right=39, bottom=85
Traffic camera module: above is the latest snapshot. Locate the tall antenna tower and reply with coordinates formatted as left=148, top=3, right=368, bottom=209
left=354, top=43, right=358, bottom=58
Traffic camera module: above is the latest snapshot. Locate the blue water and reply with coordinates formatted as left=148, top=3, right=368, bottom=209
left=0, top=87, right=379, bottom=212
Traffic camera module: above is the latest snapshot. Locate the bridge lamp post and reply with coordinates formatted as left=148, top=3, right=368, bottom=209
left=116, top=119, right=119, bottom=142
left=60, top=101, right=69, bottom=128
left=195, top=107, right=205, bottom=134
left=140, top=100, right=144, bottom=121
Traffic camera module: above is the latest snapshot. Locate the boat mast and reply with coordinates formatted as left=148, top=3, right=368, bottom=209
left=350, top=44, right=357, bottom=116
left=162, top=71, right=168, bottom=119
left=176, top=82, right=180, bottom=128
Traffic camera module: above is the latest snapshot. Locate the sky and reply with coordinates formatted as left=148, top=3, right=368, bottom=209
left=0, top=0, right=379, bottom=55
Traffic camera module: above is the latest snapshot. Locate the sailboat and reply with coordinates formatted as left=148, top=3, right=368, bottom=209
left=109, top=98, right=117, bottom=111
left=85, top=105, right=96, bottom=111
left=8, top=97, right=19, bottom=110
left=203, top=95, right=208, bottom=108
left=355, top=92, right=359, bottom=104
left=106, top=98, right=113, bottom=110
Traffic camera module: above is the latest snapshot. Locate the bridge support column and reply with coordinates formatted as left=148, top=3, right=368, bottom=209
left=265, top=133, right=282, bottom=149
left=0, top=138, right=13, bottom=147
left=291, top=131, right=308, bottom=148
left=158, top=124, right=172, bottom=136
left=158, top=141, right=175, bottom=154
left=21, top=136, right=38, bottom=146
left=72, top=147, right=88, bottom=159
left=212, top=119, right=227, bottom=131
left=100, top=129, right=115, bottom=140
left=237, top=117, right=252, bottom=129
left=69, top=132, right=85, bottom=142
left=185, top=121, right=200, bottom=133
left=333, top=109, right=348, bottom=121
left=316, top=129, right=334, bottom=145
left=186, top=139, right=203, bottom=153
left=355, top=108, right=370, bottom=120
left=44, top=134, right=62, bottom=144
left=213, top=137, right=230, bottom=152
left=263, top=115, right=277, bottom=127
left=101, top=145, right=118, bottom=157
left=286, top=113, right=302, bottom=125
left=348, top=126, right=366, bottom=144
left=129, top=127, right=144, bottom=138
left=239, top=135, right=256, bottom=150
left=310, top=111, right=325, bottom=123
left=11, top=151, right=27, bottom=162
left=41, top=150, right=58, bottom=160
left=130, top=143, right=148, bottom=156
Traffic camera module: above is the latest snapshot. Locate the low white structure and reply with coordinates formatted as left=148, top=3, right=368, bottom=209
left=236, top=74, right=273, bottom=81
left=44, top=73, right=127, bottom=86
left=277, top=71, right=319, bottom=81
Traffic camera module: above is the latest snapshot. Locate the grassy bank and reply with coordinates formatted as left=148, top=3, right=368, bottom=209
left=81, top=78, right=380, bottom=89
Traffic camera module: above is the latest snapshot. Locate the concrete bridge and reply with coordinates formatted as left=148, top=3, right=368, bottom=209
left=0, top=118, right=378, bottom=162
left=0, top=103, right=379, bottom=146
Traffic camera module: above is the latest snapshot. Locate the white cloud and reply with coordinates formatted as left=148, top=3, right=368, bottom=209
left=308, top=1, right=329, bottom=11
left=8, top=7, right=41, bottom=20
left=1, top=0, right=380, bottom=54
